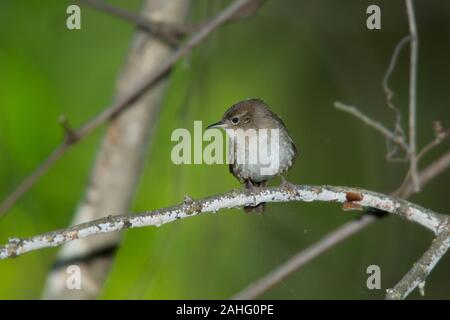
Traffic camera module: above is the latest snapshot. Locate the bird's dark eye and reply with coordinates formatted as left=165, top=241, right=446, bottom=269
left=231, top=117, right=240, bottom=124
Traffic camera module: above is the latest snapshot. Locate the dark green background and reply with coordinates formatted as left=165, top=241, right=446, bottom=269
left=0, top=0, right=449, bottom=299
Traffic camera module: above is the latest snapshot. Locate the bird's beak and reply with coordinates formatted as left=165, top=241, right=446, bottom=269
left=206, top=120, right=226, bottom=130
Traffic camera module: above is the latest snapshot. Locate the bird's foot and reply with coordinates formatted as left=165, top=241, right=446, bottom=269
left=280, top=176, right=298, bottom=196
left=245, top=180, right=259, bottom=193
left=183, top=194, right=194, bottom=205
left=244, top=180, right=265, bottom=213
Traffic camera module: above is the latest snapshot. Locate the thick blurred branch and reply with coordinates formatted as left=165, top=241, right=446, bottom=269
left=0, top=184, right=446, bottom=260
left=0, top=0, right=265, bottom=217
left=42, top=0, right=192, bottom=299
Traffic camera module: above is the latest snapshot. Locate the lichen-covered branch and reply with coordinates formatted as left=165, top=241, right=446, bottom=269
left=0, top=185, right=445, bottom=260
left=231, top=151, right=450, bottom=300
left=386, top=226, right=450, bottom=300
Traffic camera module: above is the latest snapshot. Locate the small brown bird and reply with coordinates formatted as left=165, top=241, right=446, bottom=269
left=207, top=99, right=297, bottom=213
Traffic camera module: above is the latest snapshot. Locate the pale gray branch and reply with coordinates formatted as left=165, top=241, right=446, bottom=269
left=42, top=0, right=192, bottom=300
left=0, top=185, right=446, bottom=260
left=382, top=35, right=410, bottom=149
left=416, top=124, right=450, bottom=162
left=405, top=0, right=420, bottom=192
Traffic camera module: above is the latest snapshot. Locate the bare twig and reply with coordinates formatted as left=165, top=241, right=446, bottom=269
left=335, top=37, right=413, bottom=161
left=0, top=0, right=265, bottom=217
left=396, top=126, right=449, bottom=197
left=394, top=150, right=450, bottom=198
left=78, top=0, right=189, bottom=46
left=417, top=122, right=450, bottom=162
left=79, top=0, right=267, bottom=47
left=0, top=143, right=69, bottom=215
left=58, top=115, right=79, bottom=144
left=386, top=226, right=450, bottom=300
left=383, top=36, right=410, bottom=160
left=383, top=36, right=410, bottom=141
left=231, top=213, right=377, bottom=300
left=334, top=101, right=409, bottom=151
left=0, top=184, right=446, bottom=260
left=405, top=0, right=420, bottom=192
left=232, top=151, right=450, bottom=300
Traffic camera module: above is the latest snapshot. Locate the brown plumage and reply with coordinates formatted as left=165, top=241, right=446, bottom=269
left=207, top=99, right=298, bottom=213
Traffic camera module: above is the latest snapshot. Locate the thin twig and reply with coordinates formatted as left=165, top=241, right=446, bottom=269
left=0, top=184, right=446, bottom=260
left=79, top=0, right=267, bottom=46
left=78, top=0, right=189, bottom=46
left=0, top=142, right=69, bottom=215
left=405, top=0, right=420, bottom=192
left=383, top=36, right=409, bottom=141
left=0, top=0, right=264, bottom=217
left=396, top=125, right=449, bottom=197
left=394, top=150, right=450, bottom=198
left=417, top=122, right=450, bottom=162
left=58, top=115, right=79, bottom=144
left=383, top=36, right=410, bottom=160
left=334, top=101, right=409, bottom=151
left=231, top=213, right=377, bottom=300
left=231, top=151, right=450, bottom=300
left=386, top=226, right=450, bottom=300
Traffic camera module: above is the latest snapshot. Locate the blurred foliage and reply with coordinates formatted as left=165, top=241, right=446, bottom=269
left=0, top=0, right=449, bottom=299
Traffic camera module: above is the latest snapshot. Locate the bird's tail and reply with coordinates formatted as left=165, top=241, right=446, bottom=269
left=244, top=181, right=266, bottom=213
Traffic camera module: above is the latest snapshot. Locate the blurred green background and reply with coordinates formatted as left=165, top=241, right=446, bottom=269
left=0, top=0, right=449, bottom=299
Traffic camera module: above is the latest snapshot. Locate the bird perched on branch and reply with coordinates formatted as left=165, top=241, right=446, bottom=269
left=207, top=99, right=297, bottom=213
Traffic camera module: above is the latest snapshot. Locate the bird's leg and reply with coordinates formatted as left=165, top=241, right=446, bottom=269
left=245, top=179, right=258, bottom=193
left=280, top=175, right=297, bottom=196
left=244, top=180, right=264, bottom=212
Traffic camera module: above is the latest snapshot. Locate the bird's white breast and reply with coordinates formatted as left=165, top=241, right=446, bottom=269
left=227, top=128, right=295, bottom=183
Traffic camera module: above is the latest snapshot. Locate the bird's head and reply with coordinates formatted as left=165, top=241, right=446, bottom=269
left=206, top=98, right=278, bottom=131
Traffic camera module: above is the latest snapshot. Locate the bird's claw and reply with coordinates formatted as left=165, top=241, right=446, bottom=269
left=280, top=176, right=297, bottom=196
left=183, top=195, right=194, bottom=205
